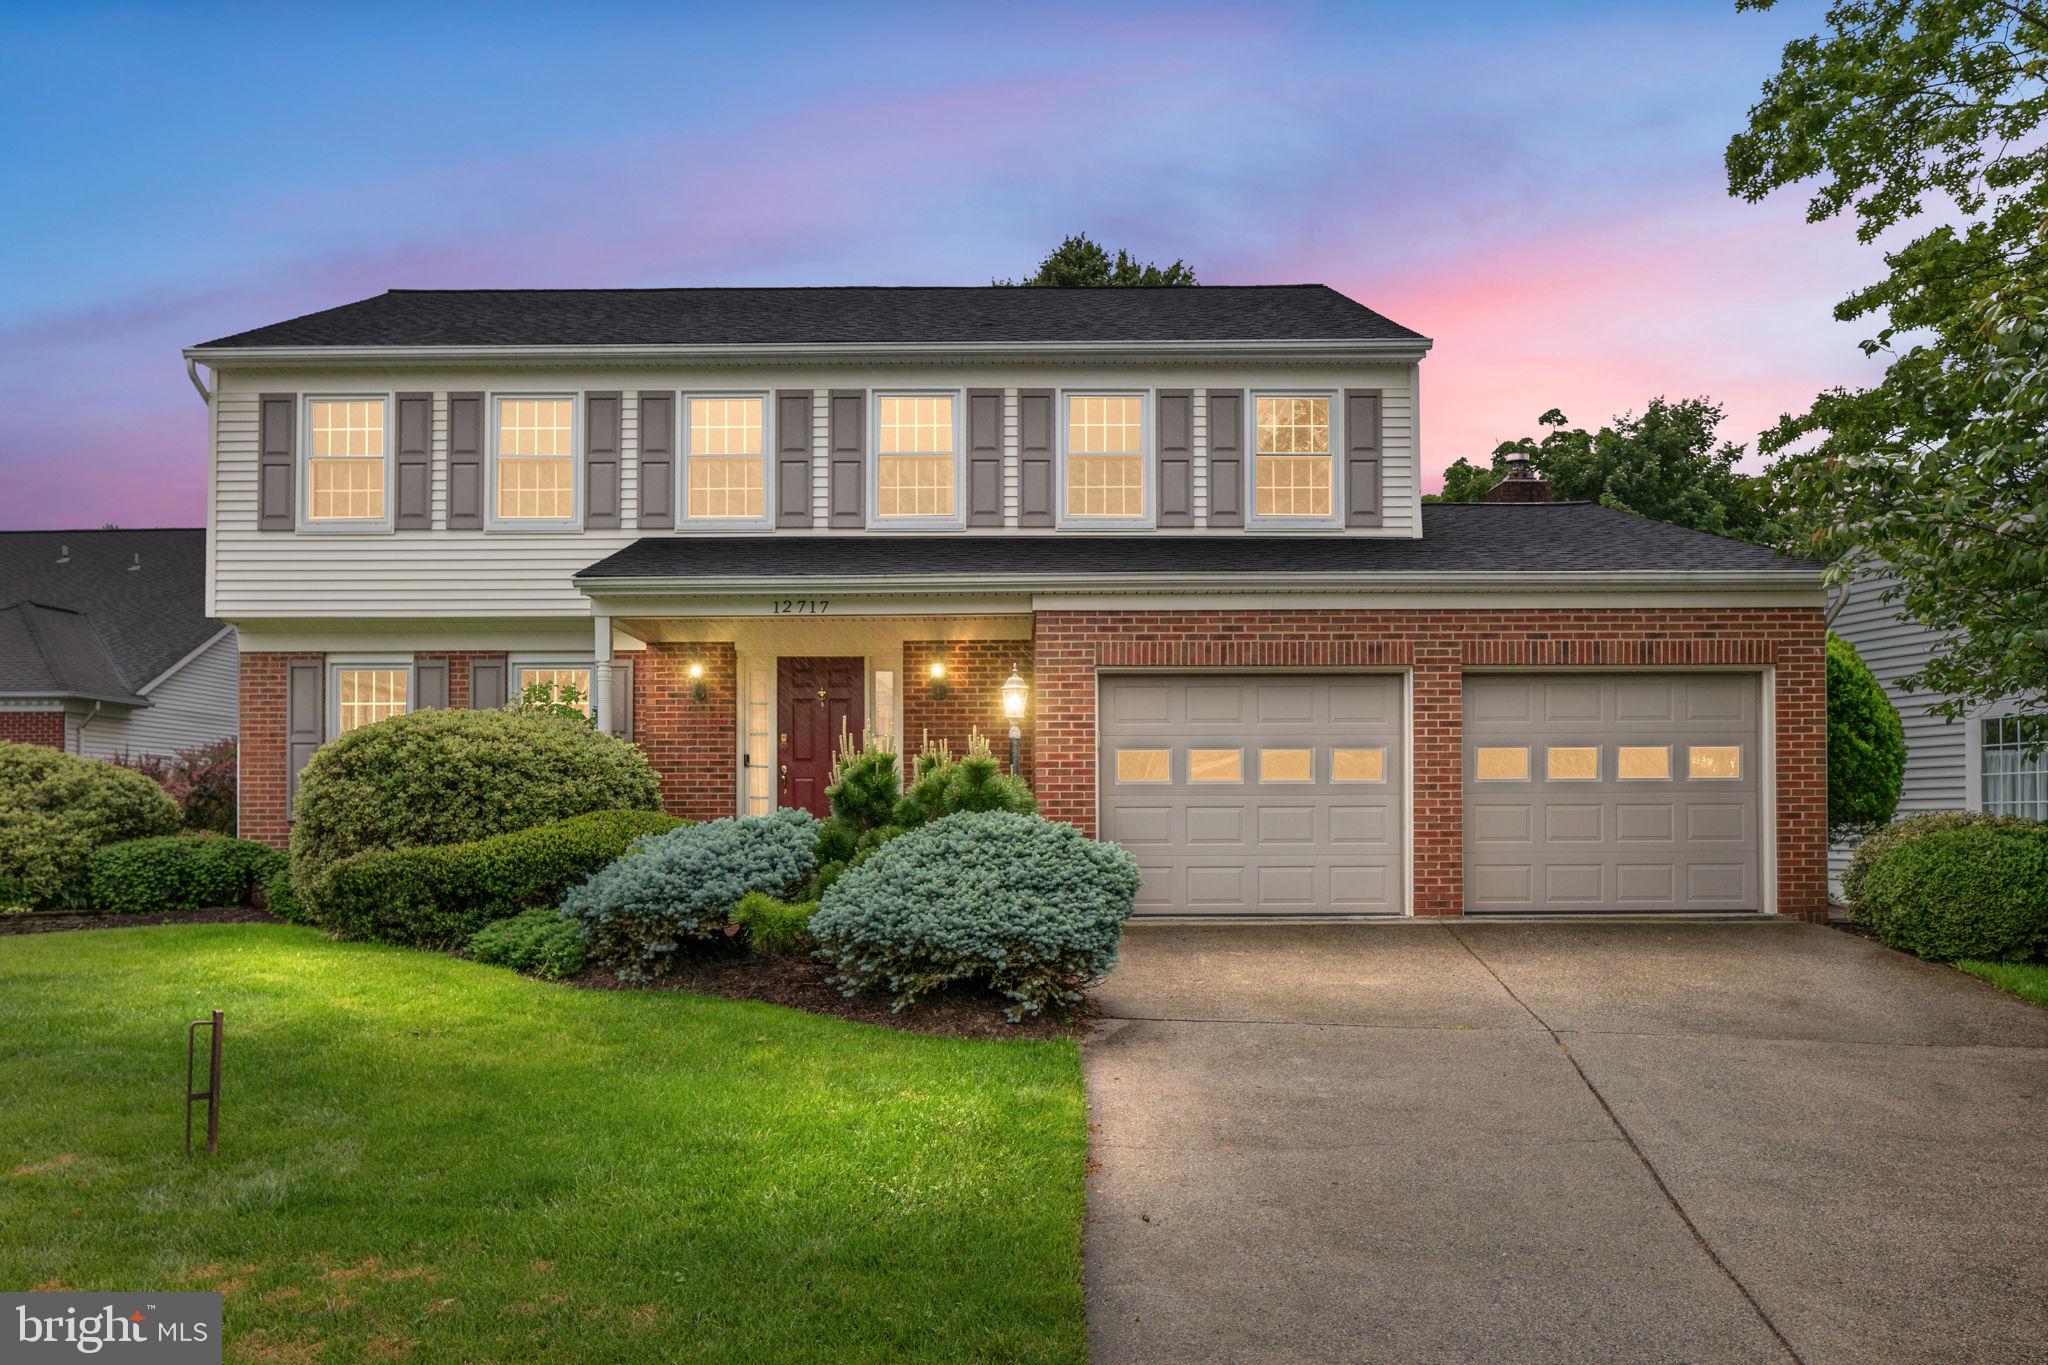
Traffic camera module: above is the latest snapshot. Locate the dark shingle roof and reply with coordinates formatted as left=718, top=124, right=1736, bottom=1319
left=0, top=529, right=223, bottom=701
left=193, top=285, right=1426, bottom=350
left=577, top=503, right=1819, bottom=582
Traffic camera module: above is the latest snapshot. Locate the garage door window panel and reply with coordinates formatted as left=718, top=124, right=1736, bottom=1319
left=1188, top=749, right=1243, bottom=783
left=1475, top=746, right=1530, bottom=781
left=1332, top=748, right=1386, bottom=782
left=1618, top=746, right=1672, bottom=780
left=1259, top=749, right=1313, bottom=783
left=1546, top=746, right=1600, bottom=781
left=1116, top=750, right=1171, bottom=783
left=1688, top=746, right=1743, bottom=780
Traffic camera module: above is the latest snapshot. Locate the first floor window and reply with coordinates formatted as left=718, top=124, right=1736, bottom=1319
left=307, top=399, right=387, bottom=521
left=1982, top=716, right=2047, bottom=818
left=686, top=396, right=767, bottom=521
left=518, top=666, right=593, bottom=715
left=495, top=397, right=575, bottom=521
left=1065, top=394, right=1145, bottom=519
left=1254, top=395, right=1333, bottom=519
left=335, top=667, right=408, bottom=734
left=876, top=394, right=957, bottom=519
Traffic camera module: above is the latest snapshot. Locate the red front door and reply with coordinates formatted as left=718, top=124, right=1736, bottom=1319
left=778, top=657, right=864, bottom=817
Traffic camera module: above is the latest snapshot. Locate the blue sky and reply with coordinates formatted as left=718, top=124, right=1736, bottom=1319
left=0, top=1, right=1879, bottom=528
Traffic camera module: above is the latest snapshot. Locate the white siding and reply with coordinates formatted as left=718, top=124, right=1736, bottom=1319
left=74, top=633, right=239, bottom=761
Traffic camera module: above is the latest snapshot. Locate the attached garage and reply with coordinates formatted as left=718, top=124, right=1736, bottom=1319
left=1098, top=674, right=1405, bottom=915
left=1463, top=674, right=1762, bottom=913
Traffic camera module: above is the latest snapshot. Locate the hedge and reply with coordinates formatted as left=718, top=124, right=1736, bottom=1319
left=1842, top=810, right=2035, bottom=914
left=85, top=835, right=284, bottom=914
left=468, top=908, right=587, bottom=980
left=1858, top=821, right=2048, bottom=962
left=0, top=742, right=181, bottom=906
left=308, top=809, right=684, bottom=945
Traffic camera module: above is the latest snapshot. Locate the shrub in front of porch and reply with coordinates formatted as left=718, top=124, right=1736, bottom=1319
left=85, top=834, right=283, bottom=913
left=810, top=811, right=1139, bottom=1020
left=0, top=741, right=181, bottom=907
left=563, top=808, right=819, bottom=980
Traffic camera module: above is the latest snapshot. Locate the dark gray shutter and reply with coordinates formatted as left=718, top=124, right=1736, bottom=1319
left=1344, top=389, right=1384, bottom=527
left=586, top=392, right=621, bottom=528
left=966, top=389, right=1003, bottom=526
left=776, top=390, right=814, bottom=528
left=828, top=391, right=865, bottom=527
left=447, top=393, right=484, bottom=528
left=610, top=659, right=634, bottom=741
left=1157, top=390, right=1193, bottom=527
left=637, top=392, right=674, bottom=529
left=394, top=392, right=432, bottom=529
left=1017, top=389, right=1054, bottom=526
left=258, top=393, right=295, bottom=530
left=414, top=658, right=449, bottom=710
left=468, top=658, right=506, bottom=710
left=1206, top=389, right=1244, bottom=527
left=285, top=659, right=322, bottom=818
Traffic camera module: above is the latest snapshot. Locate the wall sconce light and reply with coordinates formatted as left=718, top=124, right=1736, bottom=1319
left=1000, top=666, right=1028, bottom=774
left=687, top=661, right=708, bottom=702
left=926, top=659, right=949, bottom=700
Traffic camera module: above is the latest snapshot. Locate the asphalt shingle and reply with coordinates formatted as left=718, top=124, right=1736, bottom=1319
left=0, top=529, right=221, bottom=699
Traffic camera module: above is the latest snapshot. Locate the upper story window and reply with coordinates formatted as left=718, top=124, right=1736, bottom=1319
left=1253, top=395, right=1334, bottom=523
left=875, top=393, right=959, bottom=523
left=1064, top=394, right=1147, bottom=523
left=306, top=398, right=389, bottom=525
left=492, top=396, right=577, bottom=526
left=685, top=396, right=768, bottom=525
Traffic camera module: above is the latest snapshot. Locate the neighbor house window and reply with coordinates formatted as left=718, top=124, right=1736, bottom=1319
left=517, top=665, right=593, bottom=716
left=493, top=397, right=576, bottom=522
left=1981, top=716, right=2047, bottom=818
left=1064, top=394, right=1146, bottom=520
left=685, top=396, right=768, bottom=523
left=334, top=667, right=408, bottom=734
left=306, top=399, right=388, bottom=522
left=1253, top=396, right=1333, bottom=520
left=876, top=394, right=958, bottom=520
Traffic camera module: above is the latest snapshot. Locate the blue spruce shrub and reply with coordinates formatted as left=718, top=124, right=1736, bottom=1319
left=562, top=807, right=818, bottom=980
left=811, top=810, right=1140, bottom=1020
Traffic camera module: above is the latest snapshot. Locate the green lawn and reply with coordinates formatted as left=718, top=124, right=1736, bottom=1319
left=1958, top=959, right=2048, bottom=1008
left=0, top=925, right=1087, bottom=1363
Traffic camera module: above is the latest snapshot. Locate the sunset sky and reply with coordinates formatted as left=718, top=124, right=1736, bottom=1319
left=0, top=1, right=1883, bottom=529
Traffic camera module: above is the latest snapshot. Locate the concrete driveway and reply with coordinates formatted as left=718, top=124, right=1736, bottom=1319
left=1083, top=921, right=2048, bottom=1364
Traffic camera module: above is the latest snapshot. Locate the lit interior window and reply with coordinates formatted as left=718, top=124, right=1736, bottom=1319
left=1688, top=745, right=1742, bottom=780
left=877, top=395, right=956, bottom=518
left=336, top=668, right=408, bottom=734
left=1254, top=396, right=1332, bottom=518
left=1259, top=748, right=1313, bottom=782
left=687, top=397, right=766, bottom=520
left=307, top=400, right=386, bottom=520
left=1475, top=746, right=1529, bottom=781
left=1546, top=747, right=1599, bottom=780
left=496, top=398, right=574, bottom=520
left=1066, top=394, right=1144, bottom=518
left=1618, top=746, right=1671, bottom=780
left=1116, top=749, right=1170, bottom=783
left=520, top=667, right=593, bottom=716
left=1332, top=748, right=1386, bottom=782
left=1187, top=748, right=1242, bottom=783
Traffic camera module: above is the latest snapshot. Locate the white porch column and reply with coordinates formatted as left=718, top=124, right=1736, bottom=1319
left=592, top=613, right=614, bottom=734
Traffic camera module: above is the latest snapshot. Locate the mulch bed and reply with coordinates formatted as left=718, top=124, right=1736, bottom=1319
left=572, top=950, right=1091, bottom=1041
left=0, top=906, right=281, bottom=936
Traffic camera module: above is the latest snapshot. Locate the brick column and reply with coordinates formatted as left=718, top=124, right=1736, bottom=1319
left=900, top=640, right=1033, bottom=780
left=633, top=642, right=738, bottom=822
left=238, top=650, right=322, bottom=849
left=1773, top=619, right=1830, bottom=923
left=0, top=711, right=65, bottom=750
left=1410, top=645, right=1465, bottom=917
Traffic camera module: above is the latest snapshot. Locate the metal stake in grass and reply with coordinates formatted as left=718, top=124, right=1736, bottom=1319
left=185, top=1009, right=222, bottom=1156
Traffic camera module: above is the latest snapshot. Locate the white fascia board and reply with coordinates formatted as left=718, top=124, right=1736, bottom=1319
left=182, top=338, right=1434, bottom=368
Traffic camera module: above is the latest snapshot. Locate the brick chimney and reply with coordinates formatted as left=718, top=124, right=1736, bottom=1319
left=1483, top=452, right=1552, bottom=503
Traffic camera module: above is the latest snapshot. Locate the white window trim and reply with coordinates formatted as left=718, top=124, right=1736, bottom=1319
left=485, top=391, right=583, bottom=532
left=1056, top=387, right=1155, bottom=530
left=327, top=656, right=416, bottom=740
left=297, top=392, right=395, bottom=535
left=1246, top=389, right=1344, bottom=531
left=867, top=388, right=966, bottom=531
left=1968, top=704, right=2047, bottom=815
left=511, top=656, right=597, bottom=712
left=678, top=390, right=775, bottom=531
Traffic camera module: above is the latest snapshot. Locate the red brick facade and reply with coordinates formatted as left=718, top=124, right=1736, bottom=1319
left=901, top=640, right=1034, bottom=779
left=418, top=651, right=510, bottom=711
left=0, top=710, right=65, bottom=749
left=631, top=642, right=739, bottom=822
left=238, top=650, right=322, bottom=848
left=1032, top=607, right=1829, bottom=922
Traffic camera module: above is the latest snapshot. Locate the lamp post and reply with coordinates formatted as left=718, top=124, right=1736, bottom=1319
left=1000, top=667, right=1029, bottom=776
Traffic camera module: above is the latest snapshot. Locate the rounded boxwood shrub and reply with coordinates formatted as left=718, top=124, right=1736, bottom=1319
left=563, top=808, right=818, bottom=980
left=1859, top=821, right=2048, bottom=962
left=468, top=907, right=587, bottom=981
left=289, top=708, right=661, bottom=889
left=1826, top=632, right=1905, bottom=840
left=1842, top=810, right=2034, bottom=915
left=86, top=835, right=284, bottom=914
left=0, top=741, right=181, bottom=906
left=811, top=811, right=1140, bottom=1020
left=310, top=809, right=684, bottom=945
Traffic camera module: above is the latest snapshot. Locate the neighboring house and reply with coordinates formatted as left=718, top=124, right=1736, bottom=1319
left=183, top=285, right=1830, bottom=920
left=0, top=528, right=238, bottom=759
left=1828, top=573, right=2047, bottom=890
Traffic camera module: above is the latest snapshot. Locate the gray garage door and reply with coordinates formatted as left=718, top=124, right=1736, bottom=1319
left=1099, top=674, right=1405, bottom=915
left=1463, top=674, right=1761, bottom=913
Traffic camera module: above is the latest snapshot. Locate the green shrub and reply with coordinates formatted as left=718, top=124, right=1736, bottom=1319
left=0, top=742, right=181, bottom=906
left=85, top=835, right=284, bottom=914
left=563, top=809, right=819, bottom=980
left=1827, top=633, right=1906, bottom=839
left=1859, top=821, right=2048, bottom=961
left=732, top=891, right=819, bottom=956
left=893, top=732, right=1034, bottom=828
left=1843, top=810, right=2034, bottom=914
left=111, top=738, right=239, bottom=835
left=309, top=809, right=684, bottom=945
left=288, top=707, right=660, bottom=892
left=260, top=861, right=304, bottom=922
left=812, top=811, right=1139, bottom=1020
left=468, top=908, right=587, bottom=980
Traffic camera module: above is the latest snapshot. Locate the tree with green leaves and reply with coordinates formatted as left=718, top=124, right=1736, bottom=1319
left=1427, top=399, right=1777, bottom=544
left=1728, top=0, right=2048, bottom=721
left=999, top=233, right=1197, bottom=287
left=1826, top=632, right=1906, bottom=839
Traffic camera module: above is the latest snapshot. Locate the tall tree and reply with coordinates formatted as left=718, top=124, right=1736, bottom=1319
left=998, top=233, right=1197, bottom=287
left=1427, top=399, right=1777, bottom=544
left=1728, top=0, right=2048, bottom=720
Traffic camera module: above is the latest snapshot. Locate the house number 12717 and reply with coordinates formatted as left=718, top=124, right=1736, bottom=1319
left=771, top=599, right=830, bottom=615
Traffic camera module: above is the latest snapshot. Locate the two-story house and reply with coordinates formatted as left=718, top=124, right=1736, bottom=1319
left=184, top=285, right=1828, bottom=920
